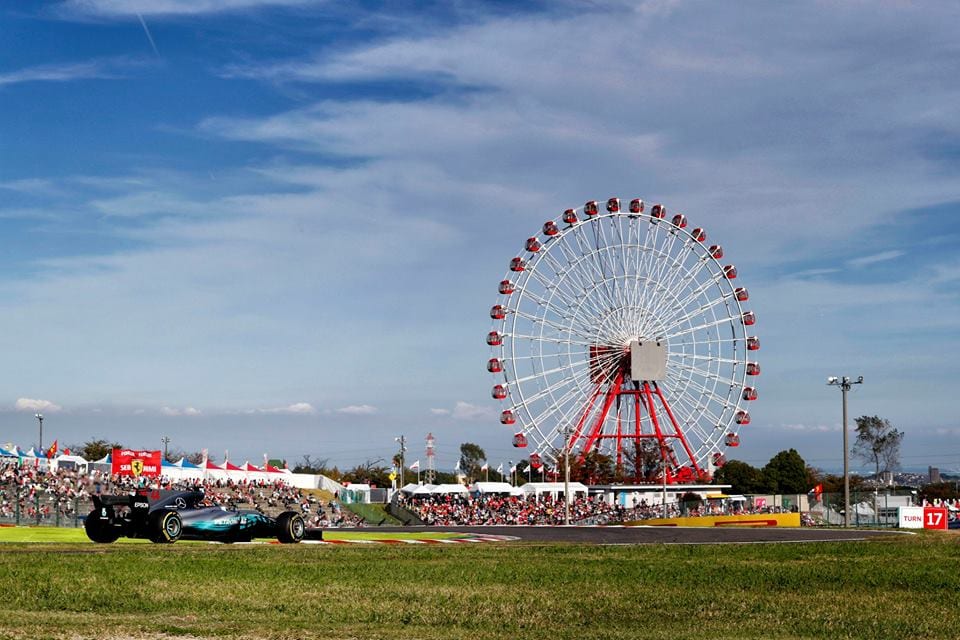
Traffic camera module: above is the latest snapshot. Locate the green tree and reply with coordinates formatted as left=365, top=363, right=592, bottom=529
left=762, top=449, right=810, bottom=494
left=713, top=460, right=765, bottom=494
left=853, top=416, right=904, bottom=478
left=919, top=482, right=960, bottom=502
left=72, top=438, right=122, bottom=461
left=341, top=459, right=391, bottom=487
left=576, top=450, right=615, bottom=485
left=623, top=440, right=663, bottom=483
left=458, top=442, right=487, bottom=482
left=293, top=455, right=332, bottom=475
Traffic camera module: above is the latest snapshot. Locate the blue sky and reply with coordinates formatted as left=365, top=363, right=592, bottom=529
left=1, top=0, right=959, bottom=474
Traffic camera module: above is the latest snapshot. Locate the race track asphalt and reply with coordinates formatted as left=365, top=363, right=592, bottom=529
left=352, top=525, right=903, bottom=544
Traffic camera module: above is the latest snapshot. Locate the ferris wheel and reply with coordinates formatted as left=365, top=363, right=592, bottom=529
left=486, top=197, right=759, bottom=483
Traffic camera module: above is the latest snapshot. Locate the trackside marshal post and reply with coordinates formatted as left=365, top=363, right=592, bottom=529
left=111, top=449, right=162, bottom=478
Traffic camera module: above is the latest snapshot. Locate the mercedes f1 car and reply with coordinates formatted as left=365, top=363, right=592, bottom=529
left=84, top=489, right=309, bottom=544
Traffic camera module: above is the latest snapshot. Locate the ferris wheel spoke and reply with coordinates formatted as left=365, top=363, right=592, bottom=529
left=663, top=385, right=728, bottom=440
left=510, top=307, right=597, bottom=343
left=533, top=248, right=619, bottom=322
left=647, top=256, right=718, bottom=328
left=661, top=314, right=739, bottom=341
left=570, top=223, right=621, bottom=311
left=654, top=278, right=735, bottom=333
left=665, top=368, right=738, bottom=413
left=525, top=252, right=616, bottom=323
left=667, top=352, right=745, bottom=367
left=524, top=377, right=600, bottom=440
left=509, top=333, right=597, bottom=347
left=509, top=361, right=593, bottom=386
left=666, top=359, right=741, bottom=390
left=511, top=369, right=589, bottom=411
left=658, top=298, right=735, bottom=338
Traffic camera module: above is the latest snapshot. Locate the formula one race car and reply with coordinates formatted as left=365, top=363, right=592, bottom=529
left=84, top=489, right=308, bottom=544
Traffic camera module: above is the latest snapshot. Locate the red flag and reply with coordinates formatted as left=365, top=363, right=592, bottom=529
left=813, top=484, right=823, bottom=501
left=46, top=440, right=58, bottom=459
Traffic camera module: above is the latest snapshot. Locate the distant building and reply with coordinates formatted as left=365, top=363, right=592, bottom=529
left=929, top=466, right=941, bottom=484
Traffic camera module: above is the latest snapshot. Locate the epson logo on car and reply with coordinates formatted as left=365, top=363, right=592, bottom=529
left=134, top=502, right=150, bottom=509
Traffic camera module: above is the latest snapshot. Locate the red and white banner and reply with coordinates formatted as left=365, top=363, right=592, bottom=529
left=111, top=448, right=162, bottom=478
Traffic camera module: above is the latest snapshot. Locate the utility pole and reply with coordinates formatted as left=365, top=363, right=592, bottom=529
left=561, top=426, right=574, bottom=526
left=161, top=436, right=171, bottom=461
left=395, top=435, right=406, bottom=488
left=827, top=375, right=863, bottom=527
left=425, top=433, right=435, bottom=484
left=35, top=414, right=43, bottom=453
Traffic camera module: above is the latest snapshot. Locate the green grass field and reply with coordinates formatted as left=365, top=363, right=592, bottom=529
left=0, top=529, right=958, bottom=640
left=0, top=526, right=457, bottom=543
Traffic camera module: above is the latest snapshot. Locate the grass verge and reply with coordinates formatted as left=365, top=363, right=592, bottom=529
left=0, top=531, right=957, bottom=639
left=0, top=526, right=458, bottom=543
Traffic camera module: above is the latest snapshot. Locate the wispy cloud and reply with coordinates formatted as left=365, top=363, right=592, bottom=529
left=57, top=0, right=318, bottom=18
left=450, top=401, right=495, bottom=421
left=779, top=423, right=837, bottom=433
left=846, top=250, right=905, bottom=268
left=160, top=406, right=200, bottom=416
left=0, top=59, right=126, bottom=87
left=336, top=404, right=377, bottom=415
left=14, top=398, right=63, bottom=413
left=247, top=403, right=317, bottom=415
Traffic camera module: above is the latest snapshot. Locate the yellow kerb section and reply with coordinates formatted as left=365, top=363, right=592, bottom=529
left=624, top=513, right=801, bottom=528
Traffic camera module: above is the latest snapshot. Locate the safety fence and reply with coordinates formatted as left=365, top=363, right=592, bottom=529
left=0, top=493, right=93, bottom=528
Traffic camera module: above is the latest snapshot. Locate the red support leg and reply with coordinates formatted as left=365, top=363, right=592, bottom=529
left=652, top=382, right=703, bottom=478
left=581, top=370, right=624, bottom=454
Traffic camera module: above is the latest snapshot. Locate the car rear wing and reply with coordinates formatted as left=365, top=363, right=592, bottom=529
left=92, top=492, right=153, bottom=517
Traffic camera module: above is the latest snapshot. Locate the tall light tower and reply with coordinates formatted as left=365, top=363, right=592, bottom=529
left=425, top=433, right=436, bottom=484
left=35, top=413, right=43, bottom=453
left=560, top=425, right=574, bottom=526
left=395, top=435, right=406, bottom=488
left=827, top=375, right=863, bottom=527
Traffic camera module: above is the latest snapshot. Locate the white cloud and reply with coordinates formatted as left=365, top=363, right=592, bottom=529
left=57, top=0, right=317, bottom=17
left=451, top=401, right=495, bottom=421
left=251, top=402, right=317, bottom=415
left=336, top=404, right=377, bottom=415
left=779, top=423, right=837, bottom=433
left=160, top=406, right=201, bottom=416
left=429, top=408, right=450, bottom=416
left=846, top=250, right=905, bottom=268
left=0, top=59, right=132, bottom=87
left=14, top=398, right=63, bottom=413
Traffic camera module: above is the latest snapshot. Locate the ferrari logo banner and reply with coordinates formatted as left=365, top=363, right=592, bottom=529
left=112, top=449, right=161, bottom=477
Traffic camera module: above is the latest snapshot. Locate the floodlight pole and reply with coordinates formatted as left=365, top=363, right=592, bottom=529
left=35, top=414, right=43, bottom=453
left=561, top=426, right=574, bottom=526
left=827, top=375, right=863, bottom=527
left=395, top=435, right=406, bottom=489
left=662, top=457, right=668, bottom=519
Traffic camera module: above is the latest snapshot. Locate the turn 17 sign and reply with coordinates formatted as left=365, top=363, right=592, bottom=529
left=898, top=506, right=948, bottom=530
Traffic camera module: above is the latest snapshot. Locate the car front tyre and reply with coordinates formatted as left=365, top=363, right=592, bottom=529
left=276, top=512, right=305, bottom=543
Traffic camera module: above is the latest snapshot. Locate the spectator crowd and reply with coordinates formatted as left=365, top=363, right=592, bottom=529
left=397, top=492, right=790, bottom=526
left=0, top=460, right=362, bottom=527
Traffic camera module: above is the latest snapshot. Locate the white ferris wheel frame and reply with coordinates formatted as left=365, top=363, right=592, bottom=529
left=488, top=199, right=758, bottom=476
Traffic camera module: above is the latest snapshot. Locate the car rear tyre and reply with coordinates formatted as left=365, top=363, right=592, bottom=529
left=84, top=510, right=121, bottom=544
left=276, top=512, right=305, bottom=544
left=148, top=510, right=182, bottom=543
